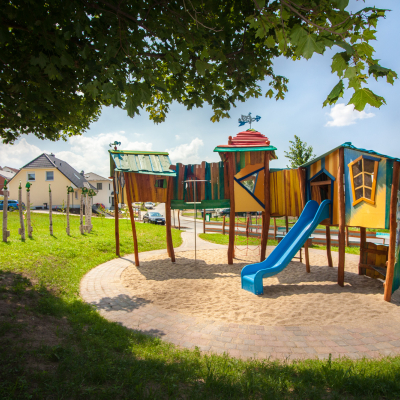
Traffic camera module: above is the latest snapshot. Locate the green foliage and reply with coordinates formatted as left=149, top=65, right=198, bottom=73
left=1, top=1, right=396, bottom=143
left=284, top=135, right=316, bottom=168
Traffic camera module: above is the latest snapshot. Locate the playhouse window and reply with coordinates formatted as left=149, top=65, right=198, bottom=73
left=348, top=155, right=379, bottom=206
left=155, top=179, right=167, bottom=188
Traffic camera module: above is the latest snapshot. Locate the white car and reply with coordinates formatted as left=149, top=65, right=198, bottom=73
left=144, top=202, right=154, bottom=209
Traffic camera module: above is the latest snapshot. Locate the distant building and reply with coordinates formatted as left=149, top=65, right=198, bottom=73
left=8, top=154, right=96, bottom=209
left=84, top=172, right=113, bottom=209
left=0, top=166, right=19, bottom=196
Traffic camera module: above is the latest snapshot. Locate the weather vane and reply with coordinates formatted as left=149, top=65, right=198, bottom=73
left=238, top=112, right=261, bottom=129
left=109, top=141, right=121, bottom=150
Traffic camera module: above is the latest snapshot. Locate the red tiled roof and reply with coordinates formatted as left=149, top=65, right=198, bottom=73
left=216, top=130, right=271, bottom=148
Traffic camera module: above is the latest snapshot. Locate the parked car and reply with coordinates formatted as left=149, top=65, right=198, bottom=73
left=144, top=202, right=154, bottom=209
left=143, top=212, right=165, bottom=225
left=0, top=200, right=25, bottom=211
left=218, top=208, right=230, bottom=216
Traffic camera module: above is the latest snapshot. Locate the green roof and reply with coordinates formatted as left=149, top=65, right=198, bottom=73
left=213, top=146, right=277, bottom=153
left=109, top=150, right=176, bottom=176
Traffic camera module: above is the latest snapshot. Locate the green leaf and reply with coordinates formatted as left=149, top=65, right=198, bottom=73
left=332, top=0, right=349, bottom=11
left=195, top=60, right=213, bottom=76
left=334, top=41, right=355, bottom=56
left=31, top=52, right=48, bottom=68
left=323, top=80, right=344, bottom=107
left=362, top=29, right=377, bottom=41
left=355, top=42, right=374, bottom=58
left=344, top=67, right=356, bottom=79
left=44, top=63, right=60, bottom=80
left=290, top=25, right=308, bottom=44
left=61, top=53, right=74, bottom=67
left=125, top=96, right=138, bottom=117
left=296, top=34, right=324, bottom=59
left=331, top=52, right=349, bottom=78
left=200, top=48, right=209, bottom=61
left=348, top=88, right=386, bottom=111
left=265, top=89, right=274, bottom=98
left=264, top=36, right=275, bottom=48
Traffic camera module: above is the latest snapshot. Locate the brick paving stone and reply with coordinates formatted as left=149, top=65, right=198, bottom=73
left=80, top=243, right=400, bottom=362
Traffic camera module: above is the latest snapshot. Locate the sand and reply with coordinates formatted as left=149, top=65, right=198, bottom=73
left=121, top=247, right=400, bottom=327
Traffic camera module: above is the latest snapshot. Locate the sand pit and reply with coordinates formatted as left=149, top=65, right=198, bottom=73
left=121, top=248, right=400, bottom=327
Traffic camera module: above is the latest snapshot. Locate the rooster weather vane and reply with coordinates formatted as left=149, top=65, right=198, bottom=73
left=238, top=112, right=261, bottom=129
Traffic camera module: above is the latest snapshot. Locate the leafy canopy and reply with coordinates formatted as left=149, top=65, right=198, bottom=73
left=284, top=135, right=316, bottom=168
left=1, top=0, right=396, bottom=143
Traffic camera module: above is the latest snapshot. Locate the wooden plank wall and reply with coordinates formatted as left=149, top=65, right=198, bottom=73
left=270, top=169, right=302, bottom=217
left=123, top=173, right=168, bottom=203
left=172, top=162, right=228, bottom=202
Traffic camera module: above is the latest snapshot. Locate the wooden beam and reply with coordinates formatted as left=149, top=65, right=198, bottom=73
left=359, top=227, right=366, bottom=275
left=338, top=147, right=345, bottom=286
left=165, top=176, right=176, bottom=262
left=310, top=180, right=331, bottom=186
left=273, top=217, right=277, bottom=240
left=346, top=226, right=349, bottom=247
left=228, top=153, right=236, bottom=264
left=203, top=209, right=206, bottom=234
left=260, top=152, right=270, bottom=261
left=113, top=173, right=120, bottom=257
left=124, top=173, right=139, bottom=266
left=285, top=215, right=289, bottom=233
left=384, top=161, right=400, bottom=302
left=297, top=167, right=310, bottom=272
left=326, top=226, right=333, bottom=267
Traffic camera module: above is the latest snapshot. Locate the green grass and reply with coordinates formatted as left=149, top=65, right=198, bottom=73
left=199, top=233, right=361, bottom=256
left=1, top=212, right=400, bottom=399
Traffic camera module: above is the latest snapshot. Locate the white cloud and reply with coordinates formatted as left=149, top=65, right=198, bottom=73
left=325, top=103, right=375, bottom=127
left=166, top=138, right=204, bottom=164
left=56, top=132, right=153, bottom=178
left=0, top=138, right=42, bottom=169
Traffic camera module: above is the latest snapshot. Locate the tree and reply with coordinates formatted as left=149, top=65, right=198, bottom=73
left=284, top=135, right=316, bottom=168
left=1, top=0, right=397, bottom=144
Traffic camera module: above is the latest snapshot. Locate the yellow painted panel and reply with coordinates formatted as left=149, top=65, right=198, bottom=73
left=234, top=181, right=264, bottom=212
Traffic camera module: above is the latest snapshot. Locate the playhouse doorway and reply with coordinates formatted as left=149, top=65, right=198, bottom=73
left=309, top=169, right=335, bottom=224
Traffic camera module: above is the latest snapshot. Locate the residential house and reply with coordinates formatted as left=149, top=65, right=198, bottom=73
left=0, top=166, right=19, bottom=196
left=84, top=172, right=113, bottom=209
left=8, top=153, right=96, bottom=209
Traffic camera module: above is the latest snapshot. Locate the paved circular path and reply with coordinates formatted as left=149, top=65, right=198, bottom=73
left=80, top=230, right=400, bottom=361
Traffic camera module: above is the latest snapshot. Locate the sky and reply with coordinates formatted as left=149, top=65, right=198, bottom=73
left=1, top=0, right=399, bottom=178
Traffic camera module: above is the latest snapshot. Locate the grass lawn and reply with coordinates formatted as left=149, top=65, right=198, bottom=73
left=1, top=212, right=400, bottom=399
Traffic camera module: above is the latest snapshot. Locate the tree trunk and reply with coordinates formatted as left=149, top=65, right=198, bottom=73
left=2, top=189, right=10, bottom=242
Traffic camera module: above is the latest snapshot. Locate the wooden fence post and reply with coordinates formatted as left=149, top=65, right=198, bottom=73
left=80, top=192, right=84, bottom=234
left=165, top=176, right=175, bottom=262
left=124, top=172, right=139, bottom=266
left=384, top=161, right=400, bottom=302
left=18, top=182, right=25, bottom=240
left=26, top=183, right=32, bottom=238
left=260, top=152, right=271, bottom=261
left=228, top=153, right=236, bottom=264
left=49, top=184, right=53, bottom=236
left=2, top=180, right=10, bottom=242
left=326, top=226, right=333, bottom=267
left=178, top=209, right=181, bottom=230
left=66, top=187, right=71, bottom=235
left=203, top=209, right=206, bottom=234
left=222, top=215, right=226, bottom=235
left=359, top=227, right=366, bottom=275
left=113, top=173, right=120, bottom=256
left=297, top=167, right=310, bottom=272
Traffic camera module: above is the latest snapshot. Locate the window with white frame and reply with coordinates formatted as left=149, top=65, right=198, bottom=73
left=75, top=191, right=78, bottom=199
left=97, top=182, right=102, bottom=190
left=27, top=172, right=35, bottom=181
left=46, top=171, right=54, bottom=181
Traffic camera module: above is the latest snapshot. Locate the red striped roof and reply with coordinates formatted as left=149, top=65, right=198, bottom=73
left=217, top=130, right=271, bottom=148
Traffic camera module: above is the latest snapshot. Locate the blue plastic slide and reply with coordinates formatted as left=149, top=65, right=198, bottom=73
left=241, top=199, right=331, bottom=295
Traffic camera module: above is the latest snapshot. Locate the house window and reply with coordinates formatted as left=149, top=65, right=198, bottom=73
left=155, top=179, right=167, bottom=188
left=46, top=171, right=54, bottom=181
left=348, top=155, right=380, bottom=206
left=27, top=172, right=35, bottom=181
left=75, top=191, right=78, bottom=199
left=97, top=182, right=102, bottom=190
left=109, top=183, right=111, bottom=190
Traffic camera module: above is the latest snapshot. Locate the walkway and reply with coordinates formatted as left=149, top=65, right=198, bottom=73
left=80, top=230, right=400, bottom=361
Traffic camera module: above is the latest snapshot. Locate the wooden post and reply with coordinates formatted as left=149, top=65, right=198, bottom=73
left=18, top=182, right=25, bottom=240
left=173, top=209, right=176, bottom=228
left=285, top=216, right=289, bottom=233
left=222, top=215, right=226, bottom=235
left=384, top=161, right=400, bottom=302
left=246, top=215, right=250, bottom=238
left=85, top=192, right=89, bottom=232
left=203, top=208, right=206, bottom=234
left=261, top=152, right=271, bottom=261
left=165, top=176, right=175, bottom=262
left=359, top=227, right=366, bottom=275
left=113, top=173, right=120, bottom=256
left=326, top=226, right=333, bottom=267
left=79, top=192, right=84, bottom=234
left=89, top=195, right=93, bottom=232
left=273, top=217, right=277, bottom=240
left=346, top=226, right=349, bottom=247
left=338, top=147, right=345, bottom=287
left=124, top=173, right=139, bottom=266
left=297, top=167, right=310, bottom=272
left=48, top=184, right=53, bottom=236
left=228, top=153, right=236, bottom=264
left=66, top=190, right=70, bottom=235
left=26, top=186, right=32, bottom=238
left=178, top=209, right=180, bottom=230
left=2, top=182, right=10, bottom=242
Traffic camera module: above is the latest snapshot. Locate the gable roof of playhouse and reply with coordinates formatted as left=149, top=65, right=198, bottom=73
left=109, top=150, right=176, bottom=177
left=301, top=142, right=400, bottom=168
left=213, top=129, right=277, bottom=156
left=9, top=153, right=96, bottom=190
